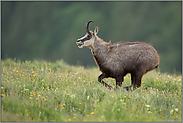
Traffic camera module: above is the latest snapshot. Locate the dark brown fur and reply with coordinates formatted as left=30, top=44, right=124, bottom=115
left=77, top=21, right=160, bottom=91
left=91, top=36, right=159, bottom=90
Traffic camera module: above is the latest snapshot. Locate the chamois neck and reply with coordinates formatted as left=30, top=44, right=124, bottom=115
left=95, top=37, right=109, bottom=48
left=92, top=36, right=110, bottom=54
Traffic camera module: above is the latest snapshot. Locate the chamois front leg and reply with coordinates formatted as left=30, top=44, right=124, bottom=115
left=98, top=74, right=113, bottom=90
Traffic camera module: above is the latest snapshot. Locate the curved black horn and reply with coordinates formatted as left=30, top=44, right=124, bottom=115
left=86, top=20, right=93, bottom=35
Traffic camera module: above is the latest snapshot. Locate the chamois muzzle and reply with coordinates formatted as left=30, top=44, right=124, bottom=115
left=76, top=34, right=92, bottom=48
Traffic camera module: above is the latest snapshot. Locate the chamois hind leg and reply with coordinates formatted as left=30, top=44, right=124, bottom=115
left=124, top=73, right=143, bottom=91
left=124, top=72, right=143, bottom=91
left=133, top=73, right=143, bottom=89
left=131, top=73, right=136, bottom=85
left=98, top=74, right=113, bottom=90
left=116, top=75, right=124, bottom=88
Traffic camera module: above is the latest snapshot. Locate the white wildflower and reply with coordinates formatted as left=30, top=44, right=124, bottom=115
left=178, top=79, right=181, bottom=82
left=24, top=89, right=29, bottom=91
left=145, top=105, right=150, bottom=108
left=87, top=96, right=89, bottom=99
left=170, top=109, right=173, bottom=115
left=168, top=75, right=172, bottom=79
left=71, top=95, right=75, bottom=98
left=174, top=108, right=178, bottom=112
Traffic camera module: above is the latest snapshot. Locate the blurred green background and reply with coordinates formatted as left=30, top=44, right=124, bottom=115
left=1, top=1, right=182, bottom=74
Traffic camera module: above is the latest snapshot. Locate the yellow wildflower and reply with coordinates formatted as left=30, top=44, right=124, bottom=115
left=48, top=69, right=51, bottom=71
left=16, top=70, right=19, bottom=73
left=39, top=92, right=41, bottom=94
left=55, top=82, right=57, bottom=84
left=60, top=105, right=63, bottom=107
left=79, top=109, right=81, bottom=111
left=1, top=94, right=4, bottom=97
left=67, top=94, right=69, bottom=96
left=124, top=96, right=126, bottom=98
left=30, top=95, right=33, bottom=97
left=91, top=112, right=94, bottom=115
left=42, top=97, right=44, bottom=99
left=45, top=98, right=47, bottom=101
left=36, top=98, right=38, bottom=100
left=69, top=119, right=71, bottom=121
left=56, top=88, right=58, bottom=90
left=55, top=108, right=57, bottom=110
left=63, top=104, right=65, bottom=106
left=32, top=71, right=34, bottom=74
left=79, top=103, right=81, bottom=105
left=73, top=117, right=76, bottom=119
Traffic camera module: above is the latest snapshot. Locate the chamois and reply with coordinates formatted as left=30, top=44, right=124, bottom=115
left=76, top=20, right=160, bottom=91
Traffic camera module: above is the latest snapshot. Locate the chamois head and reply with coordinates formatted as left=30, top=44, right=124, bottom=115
left=76, top=20, right=99, bottom=48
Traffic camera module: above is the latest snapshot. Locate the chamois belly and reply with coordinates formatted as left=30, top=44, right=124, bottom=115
left=100, top=59, right=123, bottom=77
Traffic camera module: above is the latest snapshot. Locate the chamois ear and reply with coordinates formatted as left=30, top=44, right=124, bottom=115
left=94, top=25, right=99, bottom=36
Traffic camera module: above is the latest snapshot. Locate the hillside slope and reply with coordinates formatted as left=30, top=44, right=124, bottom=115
left=1, top=59, right=182, bottom=122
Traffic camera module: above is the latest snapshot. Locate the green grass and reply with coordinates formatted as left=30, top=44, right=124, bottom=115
left=1, top=58, right=182, bottom=122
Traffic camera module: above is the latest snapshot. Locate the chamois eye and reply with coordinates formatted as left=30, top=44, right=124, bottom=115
left=88, top=35, right=91, bottom=38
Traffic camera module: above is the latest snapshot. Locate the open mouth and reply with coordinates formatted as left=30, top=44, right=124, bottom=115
left=76, top=41, right=84, bottom=48
left=77, top=43, right=83, bottom=48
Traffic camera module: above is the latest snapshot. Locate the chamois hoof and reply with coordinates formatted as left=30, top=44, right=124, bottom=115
left=123, top=86, right=135, bottom=91
left=107, top=85, right=113, bottom=90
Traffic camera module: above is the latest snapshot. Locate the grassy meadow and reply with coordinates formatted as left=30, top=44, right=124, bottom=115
left=1, top=59, right=182, bottom=122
